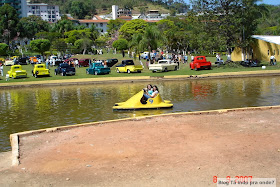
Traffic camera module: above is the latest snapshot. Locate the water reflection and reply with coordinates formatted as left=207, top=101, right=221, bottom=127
left=1, top=77, right=280, bottom=151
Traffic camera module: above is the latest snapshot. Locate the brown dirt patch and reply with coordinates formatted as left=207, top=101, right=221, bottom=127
left=1, top=108, right=280, bottom=186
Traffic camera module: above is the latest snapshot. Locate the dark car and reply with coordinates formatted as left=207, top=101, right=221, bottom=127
left=54, top=63, right=76, bottom=76
left=106, top=59, right=118, bottom=67
left=79, top=58, right=90, bottom=67
left=15, top=57, right=28, bottom=65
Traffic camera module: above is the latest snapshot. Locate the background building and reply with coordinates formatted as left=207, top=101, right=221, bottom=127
left=0, top=0, right=27, bottom=17
left=231, top=35, right=280, bottom=62
left=27, top=3, right=61, bottom=23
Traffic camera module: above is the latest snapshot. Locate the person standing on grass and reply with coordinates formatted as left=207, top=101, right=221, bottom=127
left=270, top=55, right=276, bottom=65
left=0, top=64, right=3, bottom=77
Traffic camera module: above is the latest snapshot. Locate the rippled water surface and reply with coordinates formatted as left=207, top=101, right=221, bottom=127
left=1, top=76, right=280, bottom=151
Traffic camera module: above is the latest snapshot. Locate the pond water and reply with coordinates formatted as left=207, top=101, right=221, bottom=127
left=1, top=76, right=280, bottom=152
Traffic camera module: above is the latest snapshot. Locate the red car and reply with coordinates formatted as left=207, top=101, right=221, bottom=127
left=78, top=58, right=91, bottom=67
left=190, top=56, right=212, bottom=71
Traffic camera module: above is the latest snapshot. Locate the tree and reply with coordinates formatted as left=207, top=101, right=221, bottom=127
left=0, top=43, right=8, bottom=56
left=138, top=25, right=162, bottom=60
left=0, top=4, right=19, bottom=44
left=119, top=19, right=148, bottom=40
left=51, top=19, right=75, bottom=34
left=74, top=38, right=92, bottom=55
left=17, top=15, right=50, bottom=40
left=112, top=39, right=128, bottom=51
left=35, top=32, right=62, bottom=43
left=30, top=39, right=51, bottom=55
left=107, top=19, right=126, bottom=34
left=52, top=38, right=67, bottom=54
left=65, top=0, right=95, bottom=19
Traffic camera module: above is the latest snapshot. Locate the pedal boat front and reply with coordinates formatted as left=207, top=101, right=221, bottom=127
left=113, top=90, right=173, bottom=110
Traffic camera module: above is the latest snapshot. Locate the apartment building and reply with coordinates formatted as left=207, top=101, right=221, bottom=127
left=27, top=3, right=61, bottom=23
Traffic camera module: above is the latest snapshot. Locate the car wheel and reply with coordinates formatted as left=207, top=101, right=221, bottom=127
left=195, top=67, right=198, bottom=71
left=116, top=68, right=120, bottom=73
left=35, top=73, right=38, bottom=78
left=127, top=69, right=131, bottom=74
left=137, top=70, right=141, bottom=73
left=94, top=71, right=98, bottom=75
left=164, top=67, right=168, bottom=72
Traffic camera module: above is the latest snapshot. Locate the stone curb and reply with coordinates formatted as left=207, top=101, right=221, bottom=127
left=10, top=105, right=280, bottom=166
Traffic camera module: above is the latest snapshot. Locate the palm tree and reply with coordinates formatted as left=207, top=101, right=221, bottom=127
left=139, top=25, right=162, bottom=61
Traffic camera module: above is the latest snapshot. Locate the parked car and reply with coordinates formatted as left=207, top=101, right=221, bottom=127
left=7, top=65, right=27, bottom=79
left=79, top=58, right=90, bottom=67
left=4, top=59, right=14, bottom=66
left=140, top=52, right=149, bottom=59
left=190, top=56, right=212, bottom=71
left=15, top=57, right=28, bottom=65
left=106, top=59, right=118, bottom=67
left=149, top=59, right=178, bottom=72
left=29, top=57, right=38, bottom=64
left=116, top=60, right=143, bottom=73
left=86, top=62, right=110, bottom=75
left=54, top=63, right=75, bottom=76
left=32, top=64, right=50, bottom=78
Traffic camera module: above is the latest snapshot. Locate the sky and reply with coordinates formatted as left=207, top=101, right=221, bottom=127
left=184, top=0, right=280, bottom=6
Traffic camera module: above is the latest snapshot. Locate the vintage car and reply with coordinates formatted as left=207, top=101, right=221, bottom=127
left=86, top=62, right=110, bottom=75
left=32, top=64, right=50, bottom=78
left=7, top=65, right=27, bottom=79
left=106, top=59, right=118, bottom=67
left=29, top=57, right=39, bottom=64
left=116, top=60, right=143, bottom=73
left=54, top=63, right=75, bottom=76
left=190, top=56, right=212, bottom=71
left=79, top=58, right=90, bottom=67
left=113, top=90, right=173, bottom=110
left=149, top=59, right=178, bottom=72
left=15, top=57, right=28, bottom=65
left=4, top=59, right=14, bottom=66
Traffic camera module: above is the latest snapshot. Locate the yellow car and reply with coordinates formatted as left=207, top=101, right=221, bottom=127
left=8, top=65, right=27, bottom=79
left=116, top=60, right=143, bottom=73
left=32, top=64, right=50, bottom=78
left=113, top=90, right=173, bottom=110
left=10, top=56, right=19, bottom=60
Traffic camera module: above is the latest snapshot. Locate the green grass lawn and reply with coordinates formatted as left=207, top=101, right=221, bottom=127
left=0, top=52, right=279, bottom=83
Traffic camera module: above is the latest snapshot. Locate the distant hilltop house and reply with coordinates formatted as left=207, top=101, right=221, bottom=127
left=68, top=15, right=109, bottom=34
left=70, top=5, right=170, bottom=34
left=231, top=35, right=280, bottom=62
left=27, top=3, right=61, bottom=23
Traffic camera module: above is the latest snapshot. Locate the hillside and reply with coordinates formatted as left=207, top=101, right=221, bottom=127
left=29, top=0, right=188, bottom=18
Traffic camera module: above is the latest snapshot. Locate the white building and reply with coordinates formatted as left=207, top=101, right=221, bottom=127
left=27, top=3, right=61, bottom=23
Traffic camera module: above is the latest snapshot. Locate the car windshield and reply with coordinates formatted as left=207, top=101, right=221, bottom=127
left=197, top=57, right=204, bottom=60
left=95, top=63, right=102, bottom=66
left=14, top=67, right=20, bottom=69
left=124, top=60, right=133, bottom=65
left=37, top=65, right=44, bottom=68
left=159, top=61, right=168, bottom=64
left=60, top=64, right=69, bottom=68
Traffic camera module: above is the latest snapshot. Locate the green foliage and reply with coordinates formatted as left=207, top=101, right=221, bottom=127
left=112, top=39, right=128, bottom=51
left=65, top=0, right=96, bottom=19
left=107, top=19, right=126, bottom=34
left=0, top=43, right=9, bottom=56
left=17, top=15, right=50, bottom=39
left=30, top=39, right=51, bottom=55
left=35, top=32, right=62, bottom=43
left=64, top=29, right=99, bottom=44
left=119, top=19, right=148, bottom=40
left=74, top=38, right=93, bottom=54
left=51, top=19, right=75, bottom=34
left=52, top=38, right=67, bottom=53
left=0, top=4, right=19, bottom=43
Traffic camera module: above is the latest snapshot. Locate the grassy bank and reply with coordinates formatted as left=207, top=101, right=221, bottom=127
left=0, top=52, right=279, bottom=83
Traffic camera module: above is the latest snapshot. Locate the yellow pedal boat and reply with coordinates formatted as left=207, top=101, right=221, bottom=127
left=113, top=90, right=173, bottom=110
